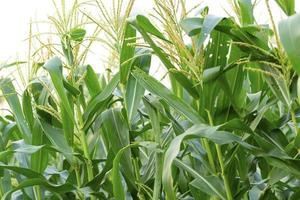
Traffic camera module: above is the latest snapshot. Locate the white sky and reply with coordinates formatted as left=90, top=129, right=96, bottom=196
left=0, top=0, right=51, bottom=62
left=1, top=0, right=297, bottom=64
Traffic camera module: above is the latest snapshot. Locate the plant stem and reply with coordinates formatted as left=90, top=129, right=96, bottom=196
left=79, top=127, right=94, bottom=181
left=75, top=102, right=95, bottom=200
left=153, top=151, right=163, bottom=200
left=207, top=110, right=233, bottom=200
left=153, top=112, right=163, bottom=200
left=143, top=98, right=163, bottom=200
left=291, top=110, right=298, bottom=135
left=202, top=110, right=217, bottom=174
left=74, top=166, right=85, bottom=199
left=216, top=145, right=233, bottom=200
left=33, top=186, right=42, bottom=200
left=202, top=139, right=217, bottom=174
left=291, top=110, right=299, bottom=153
left=75, top=166, right=81, bottom=187
left=0, top=181, right=3, bottom=198
left=133, top=158, right=146, bottom=199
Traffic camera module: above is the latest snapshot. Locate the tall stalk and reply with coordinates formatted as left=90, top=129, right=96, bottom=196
left=144, top=99, right=163, bottom=200
left=207, top=111, right=233, bottom=200
left=75, top=101, right=95, bottom=200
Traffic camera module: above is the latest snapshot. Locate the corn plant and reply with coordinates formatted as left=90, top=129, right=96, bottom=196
left=1, top=0, right=300, bottom=199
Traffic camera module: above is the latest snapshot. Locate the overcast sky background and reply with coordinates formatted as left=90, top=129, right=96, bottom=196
left=0, top=0, right=298, bottom=64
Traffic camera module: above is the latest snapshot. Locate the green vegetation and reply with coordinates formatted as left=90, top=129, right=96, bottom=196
left=1, top=0, right=300, bottom=199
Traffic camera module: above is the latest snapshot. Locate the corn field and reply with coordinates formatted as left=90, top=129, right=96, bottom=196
left=0, top=0, right=300, bottom=199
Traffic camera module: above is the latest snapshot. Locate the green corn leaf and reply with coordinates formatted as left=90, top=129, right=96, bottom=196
left=69, top=27, right=86, bottom=42
left=101, top=109, right=135, bottom=185
left=131, top=15, right=200, bottom=99
left=196, top=15, right=223, bottom=50
left=85, top=149, right=115, bottom=190
left=61, top=36, right=74, bottom=66
left=0, top=143, right=44, bottom=161
left=180, top=17, right=233, bottom=37
left=274, top=0, right=295, bottom=16
left=0, top=164, right=44, bottom=179
left=120, top=21, right=136, bottom=84
left=83, top=72, right=120, bottom=129
left=0, top=79, right=31, bottom=142
left=162, top=123, right=254, bottom=199
left=1, top=178, right=75, bottom=200
left=180, top=18, right=206, bottom=36
left=143, top=97, right=163, bottom=200
left=203, top=66, right=221, bottom=83
left=43, top=57, right=74, bottom=121
left=22, top=90, right=34, bottom=131
left=43, top=57, right=75, bottom=147
left=22, top=92, right=48, bottom=180
left=279, top=13, right=300, bottom=75
left=234, top=0, right=254, bottom=25
left=61, top=105, right=74, bottom=146
left=132, top=68, right=204, bottom=124
left=264, top=157, right=300, bottom=178
left=190, top=177, right=226, bottom=200
left=39, top=119, right=73, bottom=164
left=144, top=99, right=163, bottom=200
left=135, top=15, right=169, bottom=42
left=125, top=49, right=151, bottom=121
left=181, top=17, right=269, bottom=51
left=63, top=80, right=80, bottom=97
left=263, top=65, right=291, bottom=107
left=85, top=65, right=101, bottom=97
left=174, top=159, right=226, bottom=200
left=30, top=121, right=48, bottom=173
left=111, top=144, right=138, bottom=200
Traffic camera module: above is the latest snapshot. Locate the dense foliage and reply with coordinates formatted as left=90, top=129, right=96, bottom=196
left=1, top=0, right=300, bottom=199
